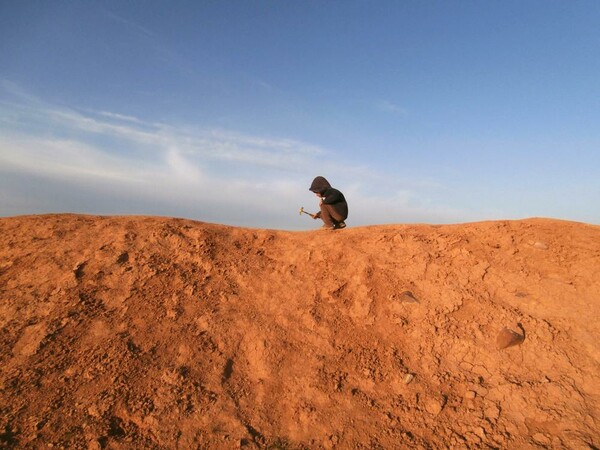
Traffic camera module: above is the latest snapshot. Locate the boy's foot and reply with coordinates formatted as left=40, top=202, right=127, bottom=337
left=333, top=221, right=346, bottom=230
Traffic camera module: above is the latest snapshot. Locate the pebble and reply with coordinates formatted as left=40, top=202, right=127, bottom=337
left=464, top=390, right=477, bottom=400
left=533, top=242, right=548, bottom=250
left=485, top=403, right=500, bottom=421
left=403, top=373, right=415, bottom=384
left=323, top=434, right=339, bottom=449
left=533, top=432, right=551, bottom=445
left=465, top=432, right=481, bottom=444
left=424, top=397, right=445, bottom=416
left=88, top=440, right=102, bottom=450
left=459, top=361, right=473, bottom=371
left=474, top=427, right=486, bottom=439
left=496, top=327, right=525, bottom=349
left=398, top=291, right=419, bottom=303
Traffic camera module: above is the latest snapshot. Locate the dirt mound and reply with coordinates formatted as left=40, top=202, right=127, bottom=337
left=1, top=214, right=599, bottom=449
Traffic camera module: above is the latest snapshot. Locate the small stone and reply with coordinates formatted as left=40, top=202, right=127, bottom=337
left=474, top=427, right=486, bottom=439
left=464, top=390, right=477, bottom=400
left=459, top=361, right=473, bottom=371
left=323, top=435, right=339, bottom=450
left=403, top=373, right=415, bottom=384
left=424, top=396, right=445, bottom=416
left=496, top=327, right=525, bottom=349
left=533, top=242, right=548, bottom=250
left=465, top=432, right=481, bottom=444
left=485, top=403, right=500, bottom=421
left=88, top=440, right=102, bottom=450
left=398, top=291, right=419, bottom=303
left=88, top=405, right=100, bottom=417
left=475, top=385, right=488, bottom=397
left=533, top=432, right=551, bottom=445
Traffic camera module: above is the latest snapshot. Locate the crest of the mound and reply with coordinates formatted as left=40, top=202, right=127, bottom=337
left=1, top=214, right=599, bottom=448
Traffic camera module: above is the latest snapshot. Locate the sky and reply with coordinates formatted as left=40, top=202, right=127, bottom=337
left=1, top=1, right=599, bottom=229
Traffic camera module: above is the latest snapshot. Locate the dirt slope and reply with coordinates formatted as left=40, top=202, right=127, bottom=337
left=1, top=214, right=599, bottom=449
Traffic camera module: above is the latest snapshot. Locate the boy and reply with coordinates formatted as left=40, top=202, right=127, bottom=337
left=309, top=176, right=348, bottom=230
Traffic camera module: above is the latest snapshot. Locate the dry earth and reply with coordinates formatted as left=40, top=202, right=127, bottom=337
left=1, top=214, right=599, bottom=449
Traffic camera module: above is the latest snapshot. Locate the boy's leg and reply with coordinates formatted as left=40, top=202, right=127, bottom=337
left=319, top=204, right=334, bottom=227
left=320, top=204, right=345, bottom=227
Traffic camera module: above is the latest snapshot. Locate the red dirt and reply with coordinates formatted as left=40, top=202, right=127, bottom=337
left=1, top=214, right=599, bottom=449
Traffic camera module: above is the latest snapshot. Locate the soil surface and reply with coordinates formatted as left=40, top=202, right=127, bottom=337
left=1, top=214, right=599, bottom=449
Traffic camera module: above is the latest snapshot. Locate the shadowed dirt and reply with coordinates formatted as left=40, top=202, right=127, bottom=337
left=1, top=214, right=599, bottom=449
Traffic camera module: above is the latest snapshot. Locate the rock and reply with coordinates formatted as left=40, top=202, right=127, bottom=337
left=465, top=432, right=481, bottom=444
left=424, top=396, right=445, bottom=416
left=88, top=439, right=102, bottom=450
left=532, top=432, right=551, bottom=445
left=484, top=403, right=500, bottom=421
left=323, top=434, right=339, bottom=449
left=496, top=327, right=525, bottom=349
left=533, top=241, right=548, bottom=250
left=464, top=390, right=477, bottom=400
left=403, top=373, right=415, bottom=384
left=459, top=361, right=473, bottom=371
left=12, top=323, right=47, bottom=357
left=398, top=291, right=419, bottom=303
left=474, top=427, right=486, bottom=439
left=87, top=405, right=100, bottom=418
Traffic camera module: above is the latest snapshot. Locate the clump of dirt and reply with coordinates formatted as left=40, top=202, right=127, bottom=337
left=1, top=214, right=599, bottom=449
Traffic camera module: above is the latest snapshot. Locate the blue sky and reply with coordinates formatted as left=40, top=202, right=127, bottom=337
left=1, top=1, right=599, bottom=229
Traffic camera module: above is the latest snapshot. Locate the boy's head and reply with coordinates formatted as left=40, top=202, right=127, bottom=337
left=309, top=176, right=331, bottom=195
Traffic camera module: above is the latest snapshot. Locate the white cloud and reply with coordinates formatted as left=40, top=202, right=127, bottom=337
left=46, top=109, right=160, bottom=145
left=100, top=7, right=155, bottom=38
left=96, top=110, right=146, bottom=124
left=376, top=100, right=407, bottom=115
left=165, top=146, right=205, bottom=183
left=0, top=88, right=468, bottom=228
left=0, top=136, right=144, bottom=182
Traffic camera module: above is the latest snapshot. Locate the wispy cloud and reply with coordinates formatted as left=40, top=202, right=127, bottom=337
left=0, top=85, right=464, bottom=228
left=95, top=110, right=146, bottom=125
left=100, top=7, right=155, bottom=38
left=376, top=100, right=407, bottom=115
left=0, top=92, right=332, bottom=226
left=1, top=102, right=326, bottom=173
